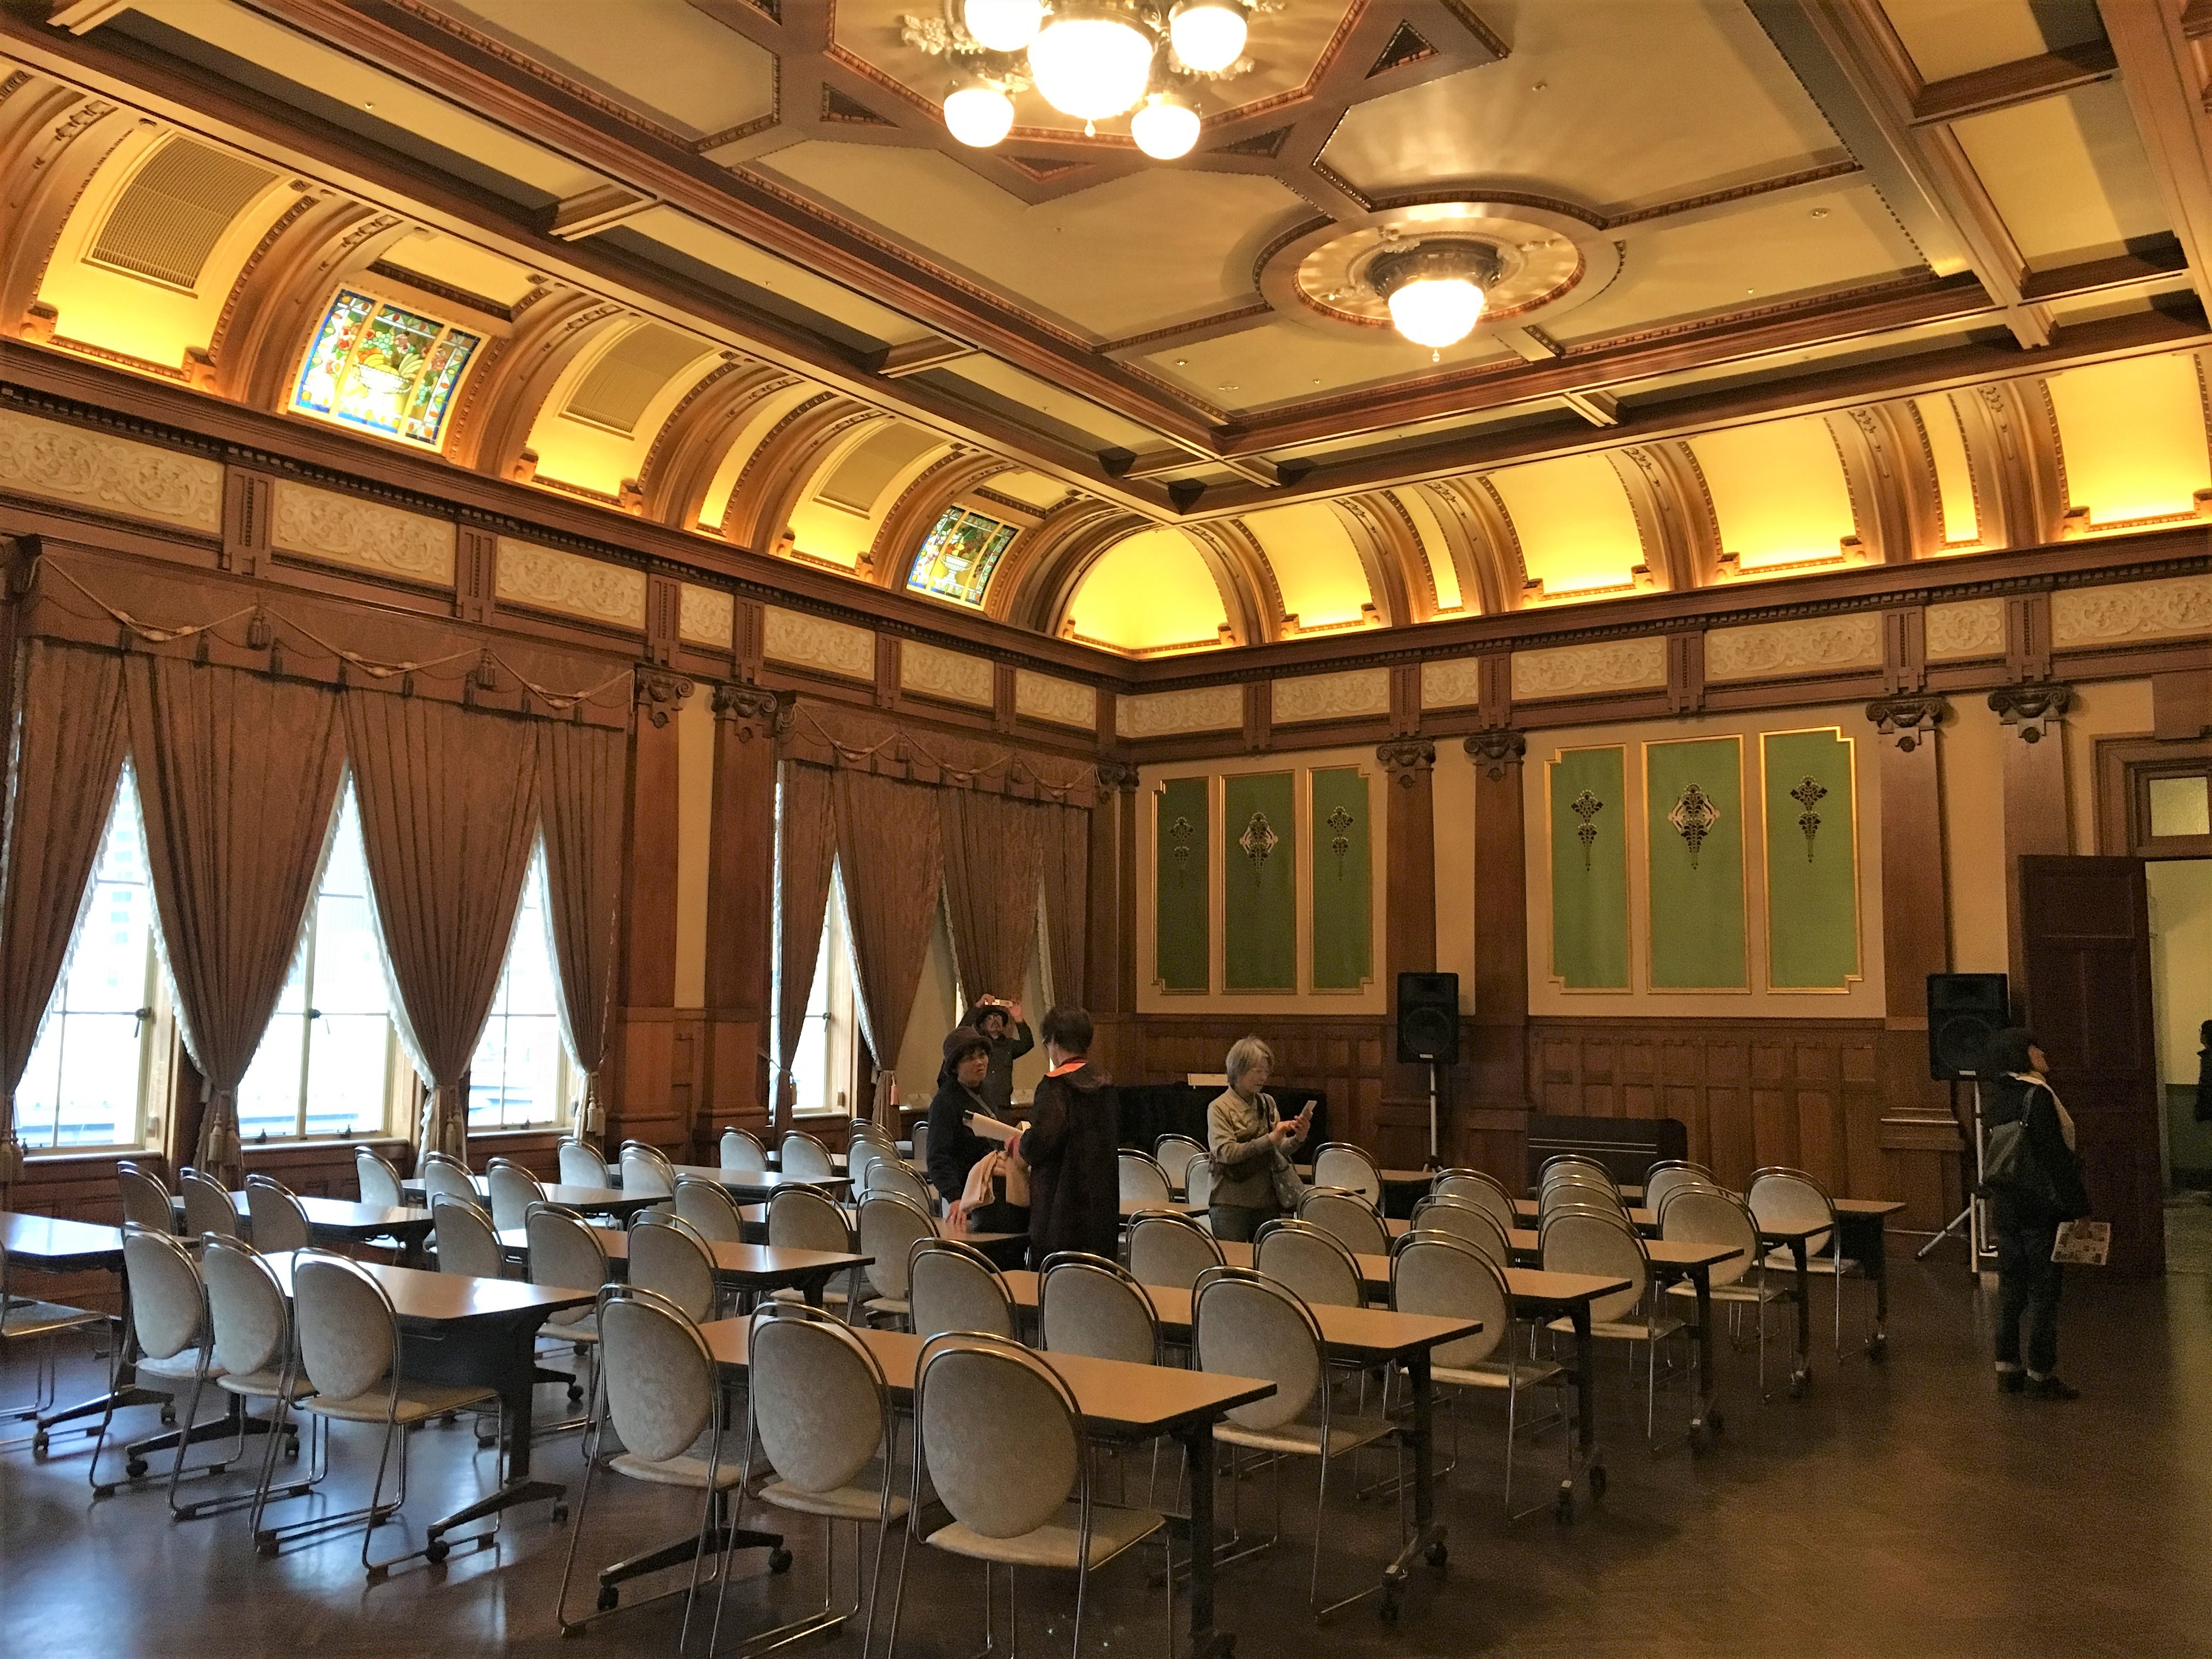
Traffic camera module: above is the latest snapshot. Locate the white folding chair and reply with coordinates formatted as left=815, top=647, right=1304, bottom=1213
left=416, top=1150, right=478, bottom=1207
left=1661, top=1184, right=1791, bottom=1400
left=1748, top=1166, right=1861, bottom=1362
left=430, top=1194, right=504, bottom=1279
left=619, top=1141, right=677, bottom=1198
left=354, top=1146, right=405, bottom=1209
left=244, top=1175, right=311, bottom=1255
left=718, top=1127, right=769, bottom=1176
left=768, top=1186, right=863, bottom=1320
left=1408, top=1195, right=1514, bottom=1270
left=1297, top=1187, right=1390, bottom=1259
left=907, top=1238, right=1016, bottom=1341
left=857, top=1192, right=939, bottom=1329
left=558, top=1138, right=612, bottom=1187
left=1117, top=1150, right=1175, bottom=1213
left=673, top=1175, right=751, bottom=1244
left=179, top=1167, right=240, bottom=1239
left=1126, top=1209, right=1223, bottom=1291
left=116, top=1161, right=177, bottom=1234
left=486, top=1158, right=546, bottom=1234
left=1155, top=1135, right=1206, bottom=1190
left=779, top=1131, right=836, bottom=1183
left=1539, top=1209, right=1690, bottom=1449
left=1310, top=1143, right=1383, bottom=1208
left=629, top=1211, right=721, bottom=1324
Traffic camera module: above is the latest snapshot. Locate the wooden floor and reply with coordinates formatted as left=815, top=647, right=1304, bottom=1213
left=5, top=1234, right=2211, bottom=1658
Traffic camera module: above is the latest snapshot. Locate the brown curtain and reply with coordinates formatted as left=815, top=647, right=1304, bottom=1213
left=126, top=656, right=347, bottom=1187
left=831, top=769, right=944, bottom=1127
left=1039, top=803, right=1090, bottom=1010
left=537, top=720, right=625, bottom=1149
left=0, top=644, right=128, bottom=1195
left=775, top=761, right=837, bottom=1122
left=345, top=693, right=542, bottom=1160
left=938, top=790, right=1046, bottom=1009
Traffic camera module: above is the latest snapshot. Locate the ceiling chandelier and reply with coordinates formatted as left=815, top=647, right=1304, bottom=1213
left=912, top=0, right=1255, bottom=160
left=1366, top=239, right=1503, bottom=358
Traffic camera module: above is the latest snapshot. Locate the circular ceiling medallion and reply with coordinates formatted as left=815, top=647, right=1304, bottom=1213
left=1254, top=198, right=1621, bottom=336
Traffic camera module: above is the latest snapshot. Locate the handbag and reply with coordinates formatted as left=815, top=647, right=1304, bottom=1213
left=1983, top=1101, right=2059, bottom=1209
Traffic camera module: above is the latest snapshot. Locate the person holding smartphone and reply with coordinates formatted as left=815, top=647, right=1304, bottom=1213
left=1206, top=1036, right=1311, bottom=1243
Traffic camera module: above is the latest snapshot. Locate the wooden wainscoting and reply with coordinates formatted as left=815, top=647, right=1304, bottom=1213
left=1092, top=1014, right=1395, bottom=1160
left=605, top=1008, right=709, bottom=1161
left=1523, top=1015, right=1957, bottom=1228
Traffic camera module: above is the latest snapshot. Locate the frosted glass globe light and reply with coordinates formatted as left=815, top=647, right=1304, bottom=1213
left=1029, top=13, right=1156, bottom=120
left=945, top=83, right=1015, bottom=148
left=1131, top=94, right=1200, bottom=159
left=1169, top=0, right=1245, bottom=72
left=963, top=0, right=1043, bottom=53
left=1386, top=276, right=1485, bottom=349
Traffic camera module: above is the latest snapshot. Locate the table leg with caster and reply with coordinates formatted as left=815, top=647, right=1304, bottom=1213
left=1558, top=1305, right=1602, bottom=1522
left=1684, top=1264, right=1721, bottom=1451
left=1787, top=1239, right=1813, bottom=1399
left=1380, top=1349, right=1445, bottom=1623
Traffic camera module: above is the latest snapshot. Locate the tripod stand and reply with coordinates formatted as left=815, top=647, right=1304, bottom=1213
left=1917, top=1079, right=1991, bottom=1268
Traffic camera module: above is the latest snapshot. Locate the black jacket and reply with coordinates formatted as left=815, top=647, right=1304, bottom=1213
left=1984, top=1073, right=2091, bottom=1230
left=927, top=1080, right=1005, bottom=1205
left=959, top=1002, right=1034, bottom=1119
left=2196, top=1045, right=2210, bottom=1125
left=1019, top=1063, right=1119, bottom=1267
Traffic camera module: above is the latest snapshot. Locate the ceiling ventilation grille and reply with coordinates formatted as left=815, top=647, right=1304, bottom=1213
left=87, top=137, right=279, bottom=293
left=562, top=323, right=708, bottom=436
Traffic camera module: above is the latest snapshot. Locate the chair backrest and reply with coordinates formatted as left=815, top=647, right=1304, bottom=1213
left=1254, top=1218, right=1363, bottom=1308
left=1747, top=1166, right=1836, bottom=1255
left=244, top=1175, right=311, bottom=1255
left=526, top=1203, right=611, bottom=1296
left=865, top=1159, right=933, bottom=1209
left=179, top=1167, right=239, bottom=1238
left=857, top=1192, right=938, bottom=1300
left=1643, top=1160, right=1717, bottom=1218
left=597, top=1286, right=719, bottom=1465
left=767, top=1184, right=851, bottom=1255
left=202, top=1235, right=289, bottom=1378
left=778, top=1131, right=834, bottom=1183
left=1182, top=1151, right=1214, bottom=1211
left=845, top=1133, right=887, bottom=1190
left=1126, top=1209, right=1224, bottom=1290
left=1538, top=1209, right=1649, bottom=1324
left=718, top=1127, right=769, bottom=1176
left=673, top=1174, right=749, bottom=1243
left=1539, top=1178, right=1623, bottom=1219
left=122, top=1223, right=206, bottom=1363
left=1117, top=1150, right=1174, bottom=1210
left=1038, top=1251, right=1158, bottom=1364
left=748, top=1306, right=893, bottom=1499
left=1541, top=1153, right=1613, bottom=1188
left=628, top=1210, right=720, bottom=1323
left=1155, top=1135, right=1205, bottom=1184
left=907, top=1118, right=929, bottom=1172
left=914, top=1333, right=1082, bottom=1542
left=619, top=1140, right=676, bottom=1198
left=418, top=1150, right=478, bottom=1206
left=292, top=1251, right=399, bottom=1402
left=1658, top=1186, right=1760, bottom=1291
left=908, top=1237, right=1016, bottom=1340
left=557, top=1138, right=611, bottom=1187
left=1299, top=1187, right=1391, bottom=1258
left=116, top=1160, right=175, bottom=1234
left=1408, top=1195, right=1514, bottom=1270
left=1432, top=1167, right=1518, bottom=1231
left=485, top=1158, right=545, bottom=1233
left=1311, top=1142, right=1383, bottom=1206
left=1391, top=1233, right=1508, bottom=1370
left=1192, top=1267, right=1324, bottom=1434
left=354, top=1146, right=404, bottom=1209
left=431, top=1193, right=503, bottom=1278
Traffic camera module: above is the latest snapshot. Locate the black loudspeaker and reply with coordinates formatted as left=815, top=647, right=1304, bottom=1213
left=1927, top=973, right=2010, bottom=1080
left=1396, top=972, right=1460, bottom=1064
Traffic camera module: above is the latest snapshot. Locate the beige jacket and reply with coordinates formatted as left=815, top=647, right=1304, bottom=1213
left=1207, top=1088, right=1307, bottom=1209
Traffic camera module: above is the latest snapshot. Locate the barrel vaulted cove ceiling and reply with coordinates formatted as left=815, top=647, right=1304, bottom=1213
left=4, top=0, right=2212, bottom=656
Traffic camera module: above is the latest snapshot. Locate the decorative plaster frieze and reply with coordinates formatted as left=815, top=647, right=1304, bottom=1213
left=1705, top=612, right=1882, bottom=680
left=901, top=638, right=995, bottom=707
left=1272, top=667, right=1389, bottom=724
left=1015, top=669, right=1097, bottom=730
left=0, top=407, right=222, bottom=534
left=2051, top=574, right=2212, bottom=647
left=1923, top=599, right=2005, bottom=661
left=1510, top=636, right=1668, bottom=699
left=1116, top=683, right=1243, bottom=738
left=764, top=605, right=875, bottom=680
left=1420, top=657, right=1484, bottom=710
left=678, top=582, right=734, bottom=646
left=274, top=479, right=454, bottom=585
left=495, top=537, right=646, bottom=627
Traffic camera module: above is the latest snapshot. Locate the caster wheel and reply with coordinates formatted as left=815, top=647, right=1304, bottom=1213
left=127, top=1458, right=148, bottom=1479
left=769, top=1548, right=794, bottom=1573
left=1689, top=1418, right=1709, bottom=1454
left=1865, top=1332, right=1887, bottom=1362
left=160, top=1407, right=177, bottom=1427
left=1588, top=1463, right=1608, bottom=1500
left=567, top=1385, right=584, bottom=1402
left=1554, top=1489, right=1575, bottom=1525
left=285, top=1443, right=301, bottom=1463
left=477, top=1436, right=497, bottom=1450
left=596, top=1587, right=620, bottom=1613
left=1379, top=1592, right=1401, bottom=1626
left=31, top=1430, right=49, bottom=1460
left=426, top=1537, right=451, bottom=1565
left=257, top=1540, right=279, bottom=1559
left=1788, top=1370, right=1810, bottom=1401
left=550, top=1504, right=569, bottom=1525
left=1424, top=1540, right=1448, bottom=1568
left=94, top=1483, right=117, bottom=1498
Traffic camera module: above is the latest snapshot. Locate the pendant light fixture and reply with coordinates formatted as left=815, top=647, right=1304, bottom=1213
left=1367, top=241, right=1504, bottom=357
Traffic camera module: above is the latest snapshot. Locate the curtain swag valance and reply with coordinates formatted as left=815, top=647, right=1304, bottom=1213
left=783, top=701, right=1102, bottom=807
left=13, top=551, right=633, bottom=727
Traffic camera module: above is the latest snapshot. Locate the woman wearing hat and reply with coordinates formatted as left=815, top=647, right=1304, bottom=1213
left=926, top=1025, right=1028, bottom=1233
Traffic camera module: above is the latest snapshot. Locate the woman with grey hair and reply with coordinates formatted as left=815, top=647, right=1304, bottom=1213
left=1206, top=1036, right=1313, bottom=1242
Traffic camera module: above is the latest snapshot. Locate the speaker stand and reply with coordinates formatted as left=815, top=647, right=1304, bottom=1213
left=1916, top=1080, right=1990, bottom=1270
left=1425, top=1062, right=1441, bottom=1170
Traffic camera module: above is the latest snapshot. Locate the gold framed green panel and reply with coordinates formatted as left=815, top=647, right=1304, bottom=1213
left=1644, top=735, right=1749, bottom=992
left=1760, top=726, right=1864, bottom=992
left=1547, top=744, right=1630, bottom=992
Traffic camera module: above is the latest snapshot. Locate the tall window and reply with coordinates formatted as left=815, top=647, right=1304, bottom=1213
left=467, top=853, right=570, bottom=1130
left=906, top=506, right=1015, bottom=608
left=791, top=878, right=855, bottom=1118
left=236, top=787, right=398, bottom=1142
left=289, top=286, right=482, bottom=450
left=16, top=768, right=167, bottom=1152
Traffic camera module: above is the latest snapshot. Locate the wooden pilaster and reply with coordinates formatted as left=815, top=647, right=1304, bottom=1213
left=701, top=682, right=784, bottom=1156
left=605, top=667, right=692, bottom=1156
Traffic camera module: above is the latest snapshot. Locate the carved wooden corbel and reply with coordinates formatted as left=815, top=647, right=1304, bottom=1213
left=1376, top=736, right=1436, bottom=786
left=634, top=667, right=695, bottom=728
left=1988, top=682, right=2073, bottom=744
left=710, top=681, right=787, bottom=742
left=1094, top=758, right=1140, bottom=793
left=1864, top=693, right=1949, bottom=752
left=1463, top=727, right=1527, bottom=779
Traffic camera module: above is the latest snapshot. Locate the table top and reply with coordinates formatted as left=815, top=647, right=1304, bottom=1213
left=188, top=1193, right=434, bottom=1235
left=261, top=1250, right=594, bottom=1324
left=697, top=1313, right=1276, bottom=1438
left=1503, top=1228, right=1743, bottom=1271
left=494, top=1227, right=869, bottom=1286
left=1295, top=1164, right=1432, bottom=1186
left=1514, top=1195, right=1906, bottom=1235
left=0, top=1210, right=126, bottom=1270
left=1210, top=1240, right=1629, bottom=1308
left=403, top=1175, right=642, bottom=1212
left=1000, top=1271, right=1479, bottom=1361
left=669, top=1163, right=852, bottom=1195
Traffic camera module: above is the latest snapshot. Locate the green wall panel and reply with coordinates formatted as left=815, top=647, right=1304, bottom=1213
left=1154, top=777, right=1209, bottom=992
left=1645, top=736, right=1748, bottom=990
left=1548, top=746, right=1630, bottom=991
left=1762, top=727, right=1862, bottom=990
left=1223, top=771, right=1297, bottom=992
left=1310, top=766, right=1373, bottom=991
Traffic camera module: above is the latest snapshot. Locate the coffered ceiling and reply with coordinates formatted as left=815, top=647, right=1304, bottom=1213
left=4, top=0, right=2212, bottom=658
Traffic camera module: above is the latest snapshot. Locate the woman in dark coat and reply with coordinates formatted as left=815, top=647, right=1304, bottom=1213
left=925, top=1026, right=1028, bottom=1233
left=1010, top=1006, right=1118, bottom=1268
left=1982, top=1026, right=2091, bottom=1400
left=958, top=997, right=1034, bottom=1120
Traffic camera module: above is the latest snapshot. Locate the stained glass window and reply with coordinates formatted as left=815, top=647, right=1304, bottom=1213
left=290, top=286, right=482, bottom=450
left=907, top=506, right=1016, bottom=608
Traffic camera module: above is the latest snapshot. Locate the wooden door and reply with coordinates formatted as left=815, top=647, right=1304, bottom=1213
left=2017, top=856, right=2164, bottom=1276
